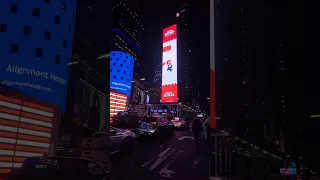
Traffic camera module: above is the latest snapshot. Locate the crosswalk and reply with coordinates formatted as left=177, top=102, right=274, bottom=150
left=111, top=131, right=209, bottom=180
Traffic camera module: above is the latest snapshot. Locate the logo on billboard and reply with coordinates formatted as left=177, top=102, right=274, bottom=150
left=165, top=30, right=175, bottom=37
left=164, top=92, right=175, bottom=97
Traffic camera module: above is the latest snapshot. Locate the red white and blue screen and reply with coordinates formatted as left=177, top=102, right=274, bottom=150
left=161, top=24, right=178, bottom=103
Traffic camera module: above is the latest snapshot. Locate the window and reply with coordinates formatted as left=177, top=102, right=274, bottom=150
left=23, top=25, right=32, bottom=35
left=117, top=69, right=120, bottom=72
left=36, top=48, right=43, bottom=57
left=10, top=4, right=18, bottom=13
left=68, top=24, right=72, bottom=32
left=61, top=3, right=67, bottom=12
left=120, top=64, right=123, bottom=67
left=10, top=44, right=19, bottom=53
left=121, top=77, right=124, bottom=80
left=44, top=0, right=51, bottom=4
left=54, top=16, right=60, bottom=24
left=62, top=39, right=67, bottom=48
left=55, top=55, right=60, bottom=64
left=113, top=75, right=116, bottom=78
left=32, top=8, right=40, bottom=17
left=44, top=31, right=51, bottom=40
left=0, top=24, right=7, bottom=32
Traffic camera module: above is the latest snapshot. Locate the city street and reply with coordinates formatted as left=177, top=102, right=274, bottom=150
left=111, top=130, right=210, bottom=180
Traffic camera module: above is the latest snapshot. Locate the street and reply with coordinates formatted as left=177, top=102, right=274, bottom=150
left=111, top=130, right=210, bottom=180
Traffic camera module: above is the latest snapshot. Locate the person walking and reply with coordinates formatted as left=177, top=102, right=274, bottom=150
left=192, top=117, right=203, bottom=148
left=204, top=116, right=210, bottom=140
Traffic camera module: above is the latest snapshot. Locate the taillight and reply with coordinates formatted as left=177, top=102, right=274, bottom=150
left=138, top=120, right=141, bottom=122
left=151, top=122, right=156, bottom=125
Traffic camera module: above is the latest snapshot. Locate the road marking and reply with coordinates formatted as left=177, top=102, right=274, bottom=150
left=162, top=150, right=183, bottom=169
left=158, top=150, right=183, bottom=178
left=141, top=157, right=157, bottom=167
left=141, top=147, right=172, bottom=167
left=178, top=136, right=194, bottom=140
left=159, top=168, right=175, bottom=178
left=149, top=149, right=176, bottom=171
left=158, top=147, right=171, bottom=157
left=192, top=156, right=203, bottom=169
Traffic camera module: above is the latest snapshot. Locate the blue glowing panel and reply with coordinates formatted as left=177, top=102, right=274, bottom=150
left=110, top=28, right=140, bottom=51
left=0, top=0, right=77, bottom=111
left=110, top=51, right=134, bottom=96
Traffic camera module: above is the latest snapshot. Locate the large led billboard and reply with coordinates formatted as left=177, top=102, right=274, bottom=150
left=110, top=51, right=134, bottom=96
left=0, top=0, right=77, bottom=111
left=110, top=91, right=128, bottom=122
left=161, top=24, right=178, bottom=103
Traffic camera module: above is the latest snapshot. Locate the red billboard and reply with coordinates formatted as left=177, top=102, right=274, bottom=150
left=161, top=24, right=178, bottom=103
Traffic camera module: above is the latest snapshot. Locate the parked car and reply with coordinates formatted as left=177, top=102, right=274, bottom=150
left=8, top=156, right=109, bottom=180
left=171, top=117, right=186, bottom=128
left=93, top=126, right=136, bottom=155
left=137, top=116, right=174, bottom=136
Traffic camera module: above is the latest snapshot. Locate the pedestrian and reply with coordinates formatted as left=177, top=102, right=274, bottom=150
left=204, top=116, right=210, bottom=140
left=185, top=116, right=191, bottom=131
left=192, top=117, right=203, bottom=148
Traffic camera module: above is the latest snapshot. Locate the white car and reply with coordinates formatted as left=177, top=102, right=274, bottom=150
left=171, top=117, right=186, bottom=128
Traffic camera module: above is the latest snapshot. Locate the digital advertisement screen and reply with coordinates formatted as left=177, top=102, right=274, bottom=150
left=110, top=51, right=134, bottom=96
left=161, top=24, right=178, bottom=103
left=110, top=91, right=128, bottom=122
left=0, top=0, right=77, bottom=112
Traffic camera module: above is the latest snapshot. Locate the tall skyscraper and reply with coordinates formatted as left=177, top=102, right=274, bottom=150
left=214, top=1, right=286, bottom=147
left=175, top=2, right=193, bottom=105
left=63, top=1, right=110, bottom=133
left=110, top=0, right=144, bottom=74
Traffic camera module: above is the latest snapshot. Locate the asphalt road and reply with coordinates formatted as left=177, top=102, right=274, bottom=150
left=111, top=130, right=210, bottom=180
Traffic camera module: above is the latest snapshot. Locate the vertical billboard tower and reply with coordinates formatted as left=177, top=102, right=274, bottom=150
left=161, top=24, right=178, bottom=103
left=209, top=0, right=216, bottom=128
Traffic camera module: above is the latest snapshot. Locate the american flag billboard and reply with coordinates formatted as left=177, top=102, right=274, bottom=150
left=0, top=86, right=60, bottom=176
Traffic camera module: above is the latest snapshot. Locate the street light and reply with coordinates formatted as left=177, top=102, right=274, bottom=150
left=207, top=97, right=210, bottom=100
left=140, top=78, right=145, bottom=81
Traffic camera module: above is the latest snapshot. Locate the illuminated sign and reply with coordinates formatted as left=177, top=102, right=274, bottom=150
left=0, top=1, right=77, bottom=111
left=161, top=24, right=178, bottom=103
left=165, top=30, right=175, bottom=37
left=110, top=91, right=128, bottom=122
left=110, top=51, right=134, bottom=96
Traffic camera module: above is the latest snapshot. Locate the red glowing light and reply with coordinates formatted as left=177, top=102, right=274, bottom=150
left=176, top=13, right=180, bottom=17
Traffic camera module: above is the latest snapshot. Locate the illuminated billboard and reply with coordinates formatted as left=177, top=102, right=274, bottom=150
left=110, top=51, right=134, bottom=96
left=161, top=24, right=178, bottom=103
left=0, top=0, right=77, bottom=111
left=110, top=91, right=128, bottom=123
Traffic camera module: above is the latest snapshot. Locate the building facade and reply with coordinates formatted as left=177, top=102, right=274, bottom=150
left=0, top=0, right=77, bottom=111
left=175, top=2, right=193, bottom=105
left=110, top=0, right=144, bottom=76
